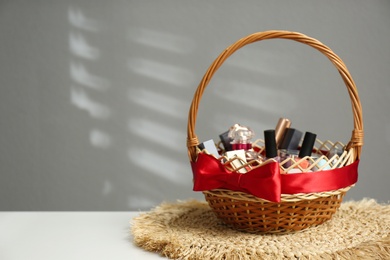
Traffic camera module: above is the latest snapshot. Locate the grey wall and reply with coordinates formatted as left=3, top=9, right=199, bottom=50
left=0, top=1, right=389, bottom=210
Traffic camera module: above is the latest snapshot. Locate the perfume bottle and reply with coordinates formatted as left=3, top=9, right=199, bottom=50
left=228, top=124, right=254, bottom=151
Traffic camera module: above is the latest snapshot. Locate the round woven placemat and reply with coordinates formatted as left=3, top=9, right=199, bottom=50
left=131, top=199, right=390, bottom=259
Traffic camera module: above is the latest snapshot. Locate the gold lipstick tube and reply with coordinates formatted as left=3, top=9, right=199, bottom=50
left=275, top=118, right=291, bottom=148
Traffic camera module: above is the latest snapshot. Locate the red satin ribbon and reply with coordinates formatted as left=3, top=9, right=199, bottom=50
left=191, top=153, right=359, bottom=203
left=281, top=161, right=358, bottom=194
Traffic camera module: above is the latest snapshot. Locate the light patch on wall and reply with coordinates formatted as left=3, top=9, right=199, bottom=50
left=128, top=58, right=194, bottom=87
left=90, top=129, right=112, bottom=148
left=128, top=88, right=187, bottom=120
left=68, top=7, right=100, bottom=32
left=127, top=118, right=184, bottom=152
left=128, top=27, right=195, bottom=54
left=102, top=180, right=113, bottom=196
left=70, top=87, right=111, bottom=119
left=127, top=147, right=188, bottom=185
left=70, top=62, right=110, bottom=91
left=69, top=32, right=100, bottom=60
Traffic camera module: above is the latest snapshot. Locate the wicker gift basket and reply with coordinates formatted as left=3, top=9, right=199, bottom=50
left=187, top=30, right=364, bottom=233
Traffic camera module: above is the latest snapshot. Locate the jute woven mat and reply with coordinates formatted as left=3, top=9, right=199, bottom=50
left=131, top=199, right=390, bottom=259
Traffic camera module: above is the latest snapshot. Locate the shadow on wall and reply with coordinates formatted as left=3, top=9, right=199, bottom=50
left=126, top=27, right=197, bottom=208
left=66, top=6, right=299, bottom=210
left=67, top=6, right=198, bottom=210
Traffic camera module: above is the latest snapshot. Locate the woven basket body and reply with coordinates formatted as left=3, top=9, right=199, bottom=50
left=203, top=189, right=347, bottom=233
left=187, top=31, right=364, bottom=233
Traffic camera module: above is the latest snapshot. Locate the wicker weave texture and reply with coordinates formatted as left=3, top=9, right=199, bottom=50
left=204, top=191, right=345, bottom=233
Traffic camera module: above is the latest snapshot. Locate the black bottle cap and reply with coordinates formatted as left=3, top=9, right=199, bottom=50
left=264, top=129, right=278, bottom=158
left=299, top=132, right=317, bottom=158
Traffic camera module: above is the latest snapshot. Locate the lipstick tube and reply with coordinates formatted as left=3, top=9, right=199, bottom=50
left=275, top=118, right=291, bottom=148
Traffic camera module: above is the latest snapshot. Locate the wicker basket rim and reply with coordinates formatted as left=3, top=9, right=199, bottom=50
left=203, top=185, right=353, bottom=203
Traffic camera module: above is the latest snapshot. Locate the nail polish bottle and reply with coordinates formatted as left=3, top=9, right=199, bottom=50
left=283, top=132, right=316, bottom=173
left=327, top=147, right=344, bottom=159
left=326, top=146, right=345, bottom=168
left=311, top=155, right=332, bottom=171
left=278, top=128, right=302, bottom=168
left=296, top=131, right=317, bottom=169
left=279, top=149, right=299, bottom=168
left=264, top=129, right=280, bottom=162
left=299, top=132, right=317, bottom=158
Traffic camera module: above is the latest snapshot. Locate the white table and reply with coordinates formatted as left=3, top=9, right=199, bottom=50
left=0, top=212, right=165, bottom=260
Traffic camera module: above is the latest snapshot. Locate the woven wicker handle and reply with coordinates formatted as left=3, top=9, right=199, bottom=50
left=187, top=30, right=363, bottom=162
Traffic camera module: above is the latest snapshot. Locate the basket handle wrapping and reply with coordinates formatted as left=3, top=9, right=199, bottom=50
left=187, top=30, right=363, bottom=162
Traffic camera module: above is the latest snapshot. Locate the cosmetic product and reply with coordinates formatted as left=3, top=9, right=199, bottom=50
left=245, top=149, right=261, bottom=162
left=279, top=128, right=303, bottom=150
left=198, top=139, right=219, bottom=158
left=275, top=118, right=291, bottom=148
left=264, top=129, right=280, bottom=162
left=219, top=130, right=232, bottom=152
left=311, top=155, right=332, bottom=171
left=282, top=132, right=316, bottom=173
left=279, top=149, right=299, bottom=168
left=327, top=147, right=344, bottom=159
left=225, top=150, right=248, bottom=173
left=228, top=124, right=254, bottom=151
left=296, top=131, right=317, bottom=170
left=327, top=147, right=345, bottom=168
left=299, top=132, right=317, bottom=158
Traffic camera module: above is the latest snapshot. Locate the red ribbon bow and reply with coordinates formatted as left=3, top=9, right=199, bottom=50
left=191, top=153, right=359, bottom=203
left=191, top=153, right=281, bottom=202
